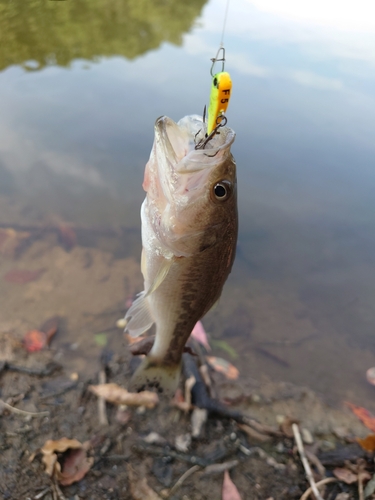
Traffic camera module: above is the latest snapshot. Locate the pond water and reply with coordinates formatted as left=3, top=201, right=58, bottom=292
left=1, top=0, right=375, bottom=408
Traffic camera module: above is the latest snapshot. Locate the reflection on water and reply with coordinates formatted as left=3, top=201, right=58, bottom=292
left=1, top=0, right=375, bottom=408
left=0, top=0, right=206, bottom=70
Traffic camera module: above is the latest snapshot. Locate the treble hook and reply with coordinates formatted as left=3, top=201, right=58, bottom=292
left=210, top=46, right=226, bottom=77
left=195, top=114, right=227, bottom=150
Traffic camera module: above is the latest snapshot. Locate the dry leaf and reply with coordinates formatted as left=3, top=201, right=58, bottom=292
left=346, top=402, right=375, bottom=433
left=41, top=437, right=93, bottom=486
left=238, top=423, right=271, bottom=443
left=357, top=434, right=375, bottom=452
left=333, top=467, right=358, bottom=484
left=222, top=470, right=242, bottom=500
left=4, top=268, right=44, bottom=284
left=206, top=356, right=239, bottom=380
left=190, top=321, right=211, bottom=351
left=127, top=464, right=162, bottom=500
left=89, top=383, right=159, bottom=409
left=280, top=417, right=299, bottom=438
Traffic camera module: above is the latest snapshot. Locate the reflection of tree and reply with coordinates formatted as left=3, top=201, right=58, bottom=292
left=0, top=0, right=206, bottom=71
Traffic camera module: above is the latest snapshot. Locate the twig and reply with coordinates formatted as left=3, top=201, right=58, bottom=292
left=33, top=488, right=51, bottom=500
left=358, top=472, right=365, bottom=500
left=165, top=465, right=200, bottom=497
left=292, top=423, right=324, bottom=500
left=0, top=399, right=49, bottom=417
left=300, top=478, right=338, bottom=500
left=98, top=370, right=108, bottom=426
left=53, top=481, right=67, bottom=500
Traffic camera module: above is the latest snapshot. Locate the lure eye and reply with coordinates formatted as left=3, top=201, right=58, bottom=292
left=213, top=77, right=218, bottom=87
left=213, top=180, right=231, bottom=201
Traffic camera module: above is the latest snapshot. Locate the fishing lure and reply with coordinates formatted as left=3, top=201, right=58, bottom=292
left=207, top=47, right=232, bottom=135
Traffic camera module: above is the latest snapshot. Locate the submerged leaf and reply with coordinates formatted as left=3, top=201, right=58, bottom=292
left=206, top=356, right=239, bottom=380
left=94, top=333, right=108, bottom=347
left=89, top=383, right=159, bottom=408
left=0, top=228, right=30, bottom=257
left=23, top=330, right=47, bottom=352
left=222, top=470, right=242, bottom=500
left=346, top=402, right=375, bottom=433
left=4, top=268, right=44, bottom=284
left=211, top=339, right=237, bottom=359
left=190, top=321, right=211, bottom=351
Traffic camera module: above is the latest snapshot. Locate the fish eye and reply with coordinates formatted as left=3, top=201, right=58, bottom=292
left=213, top=180, right=231, bottom=201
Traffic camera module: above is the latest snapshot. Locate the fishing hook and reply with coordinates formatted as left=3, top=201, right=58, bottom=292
left=194, top=115, right=227, bottom=151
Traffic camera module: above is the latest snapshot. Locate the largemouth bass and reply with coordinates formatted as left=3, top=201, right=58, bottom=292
left=125, top=114, right=238, bottom=395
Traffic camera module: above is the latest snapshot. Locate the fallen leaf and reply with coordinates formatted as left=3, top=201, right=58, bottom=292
left=40, top=316, right=59, bottom=343
left=222, top=470, right=242, bottom=500
left=190, top=321, right=211, bottom=351
left=0, top=228, right=30, bottom=257
left=238, top=423, right=271, bottom=443
left=4, top=268, right=44, bottom=284
left=58, top=224, right=77, bottom=251
left=94, top=333, right=108, bottom=347
left=333, top=467, right=358, bottom=484
left=41, top=437, right=93, bottom=486
left=127, top=464, right=162, bottom=500
left=211, top=339, right=237, bottom=359
left=346, top=402, right=375, bottom=433
left=89, top=383, right=159, bottom=409
left=206, top=356, right=239, bottom=380
left=357, top=434, right=375, bottom=452
left=23, top=330, right=47, bottom=352
left=280, top=417, right=300, bottom=438
left=23, top=316, right=59, bottom=352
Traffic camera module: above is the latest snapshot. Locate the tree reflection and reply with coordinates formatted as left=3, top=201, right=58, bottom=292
left=0, top=0, right=206, bottom=71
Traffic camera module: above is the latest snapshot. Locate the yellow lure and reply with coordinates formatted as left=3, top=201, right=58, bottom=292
left=207, top=71, right=232, bottom=134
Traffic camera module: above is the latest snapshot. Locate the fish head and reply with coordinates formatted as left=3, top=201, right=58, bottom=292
left=143, top=115, right=237, bottom=257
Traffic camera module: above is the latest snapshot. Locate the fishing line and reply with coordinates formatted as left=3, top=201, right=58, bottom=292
left=220, top=0, right=231, bottom=48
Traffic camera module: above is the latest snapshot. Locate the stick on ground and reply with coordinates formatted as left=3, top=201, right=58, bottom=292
left=292, top=423, right=325, bottom=500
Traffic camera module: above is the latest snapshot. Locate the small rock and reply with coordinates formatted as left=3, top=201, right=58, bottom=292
left=301, top=428, right=313, bottom=444
left=143, top=432, right=166, bottom=445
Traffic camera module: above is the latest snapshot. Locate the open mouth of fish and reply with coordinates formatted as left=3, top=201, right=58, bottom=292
left=147, top=114, right=236, bottom=204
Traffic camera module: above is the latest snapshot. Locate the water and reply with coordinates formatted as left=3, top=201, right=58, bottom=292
left=1, top=0, right=375, bottom=407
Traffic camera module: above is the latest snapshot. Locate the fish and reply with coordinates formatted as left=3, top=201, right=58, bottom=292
left=125, top=114, right=238, bottom=396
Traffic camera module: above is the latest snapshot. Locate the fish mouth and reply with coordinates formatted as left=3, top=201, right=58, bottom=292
left=153, top=115, right=235, bottom=200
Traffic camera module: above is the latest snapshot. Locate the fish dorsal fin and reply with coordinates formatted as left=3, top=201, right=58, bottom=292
left=144, top=257, right=173, bottom=297
left=125, top=292, right=154, bottom=337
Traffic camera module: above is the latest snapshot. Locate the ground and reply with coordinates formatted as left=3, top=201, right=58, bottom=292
left=0, top=212, right=374, bottom=500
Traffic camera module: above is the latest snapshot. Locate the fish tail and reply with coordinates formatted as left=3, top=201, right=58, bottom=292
left=128, top=357, right=181, bottom=397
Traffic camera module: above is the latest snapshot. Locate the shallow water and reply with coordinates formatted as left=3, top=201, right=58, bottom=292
left=1, top=0, right=375, bottom=408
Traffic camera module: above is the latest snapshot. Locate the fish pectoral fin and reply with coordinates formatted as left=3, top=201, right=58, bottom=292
left=144, top=257, right=173, bottom=297
left=124, top=291, right=154, bottom=337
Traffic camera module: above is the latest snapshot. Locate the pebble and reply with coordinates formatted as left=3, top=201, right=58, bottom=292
left=301, top=428, right=313, bottom=444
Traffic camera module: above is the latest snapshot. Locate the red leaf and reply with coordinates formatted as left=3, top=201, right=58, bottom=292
left=222, top=470, right=242, bottom=500
left=346, top=402, right=375, bottom=433
left=4, top=269, right=44, bottom=284
left=23, top=330, right=47, bottom=352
